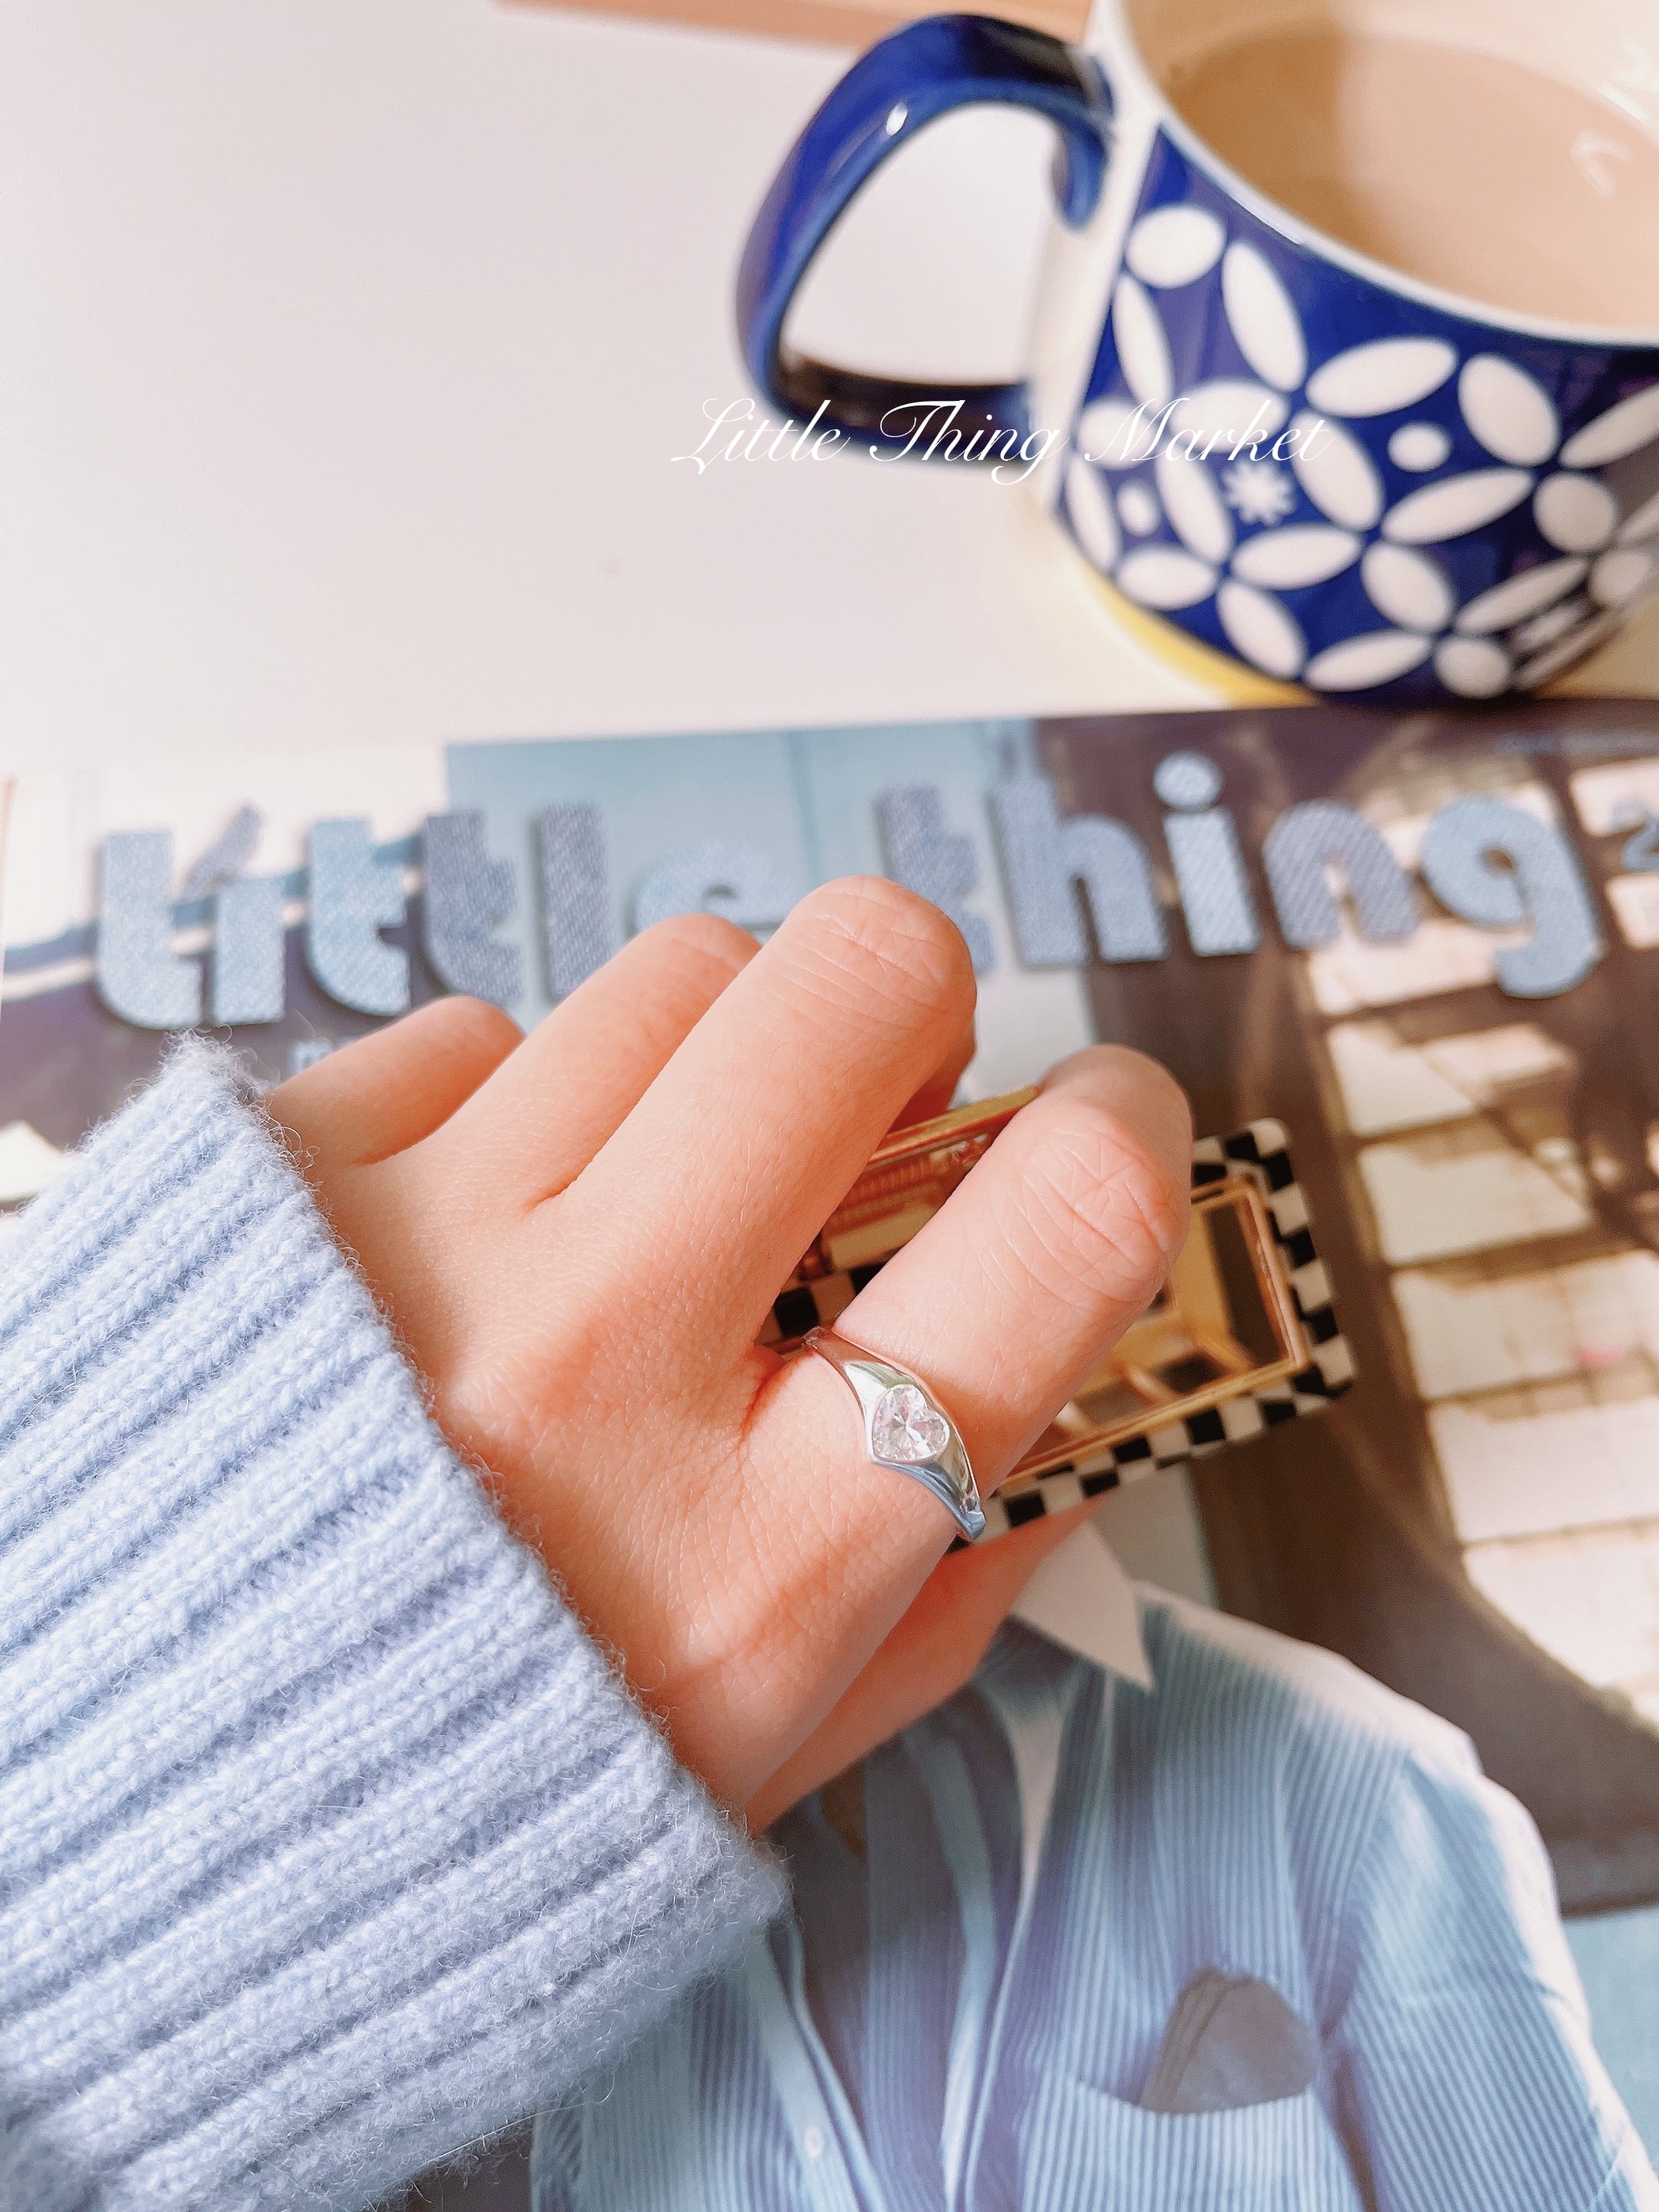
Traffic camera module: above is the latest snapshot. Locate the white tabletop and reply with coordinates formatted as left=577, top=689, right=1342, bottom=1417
left=1, top=0, right=1653, bottom=786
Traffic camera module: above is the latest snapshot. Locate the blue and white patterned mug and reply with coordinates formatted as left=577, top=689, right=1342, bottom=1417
left=737, top=7, right=1659, bottom=703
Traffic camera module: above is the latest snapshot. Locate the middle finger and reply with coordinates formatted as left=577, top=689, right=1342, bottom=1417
left=551, top=877, right=977, bottom=1359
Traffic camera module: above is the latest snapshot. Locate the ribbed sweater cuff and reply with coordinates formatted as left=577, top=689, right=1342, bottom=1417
left=0, top=1045, right=784, bottom=2212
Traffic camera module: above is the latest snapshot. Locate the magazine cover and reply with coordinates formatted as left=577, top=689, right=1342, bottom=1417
left=5, top=700, right=1657, bottom=2204
left=13, top=0, right=1659, bottom=2200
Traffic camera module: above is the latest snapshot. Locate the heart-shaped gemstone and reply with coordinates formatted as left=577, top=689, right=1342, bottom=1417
left=871, top=1382, right=951, bottom=1465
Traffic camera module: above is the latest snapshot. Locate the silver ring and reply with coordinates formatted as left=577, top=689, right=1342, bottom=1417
left=803, top=1326, right=985, bottom=1541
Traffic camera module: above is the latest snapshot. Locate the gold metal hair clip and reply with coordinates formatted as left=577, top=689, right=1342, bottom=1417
left=762, top=1088, right=1353, bottom=1539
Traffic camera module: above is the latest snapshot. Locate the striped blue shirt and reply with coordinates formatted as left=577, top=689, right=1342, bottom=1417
left=533, top=1594, right=1658, bottom=2212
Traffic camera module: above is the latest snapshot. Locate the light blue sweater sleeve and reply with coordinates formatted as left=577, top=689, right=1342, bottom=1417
left=0, top=1044, right=786, bottom=2212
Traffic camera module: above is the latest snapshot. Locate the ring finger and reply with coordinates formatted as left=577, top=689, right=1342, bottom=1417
left=704, top=1048, right=1189, bottom=1792
left=813, top=1046, right=1192, bottom=1482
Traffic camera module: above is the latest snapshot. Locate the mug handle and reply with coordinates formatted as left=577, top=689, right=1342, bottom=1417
left=735, top=13, right=1112, bottom=455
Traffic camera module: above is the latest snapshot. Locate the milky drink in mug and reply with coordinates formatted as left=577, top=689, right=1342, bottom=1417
left=737, top=2, right=1659, bottom=702
left=1164, top=28, right=1659, bottom=329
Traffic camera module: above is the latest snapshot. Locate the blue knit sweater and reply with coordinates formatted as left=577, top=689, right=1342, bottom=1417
left=0, top=1046, right=786, bottom=2212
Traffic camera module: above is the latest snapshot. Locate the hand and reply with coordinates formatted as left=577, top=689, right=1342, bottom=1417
left=269, top=880, right=1190, bottom=1821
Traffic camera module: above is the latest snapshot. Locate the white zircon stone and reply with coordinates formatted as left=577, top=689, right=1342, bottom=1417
left=872, top=1382, right=951, bottom=1465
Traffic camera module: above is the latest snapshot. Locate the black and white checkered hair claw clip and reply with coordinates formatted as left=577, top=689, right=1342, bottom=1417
left=763, top=1092, right=1353, bottom=1543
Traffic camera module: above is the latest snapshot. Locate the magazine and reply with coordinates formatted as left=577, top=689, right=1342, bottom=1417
left=5, top=700, right=1657, bottom=2200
